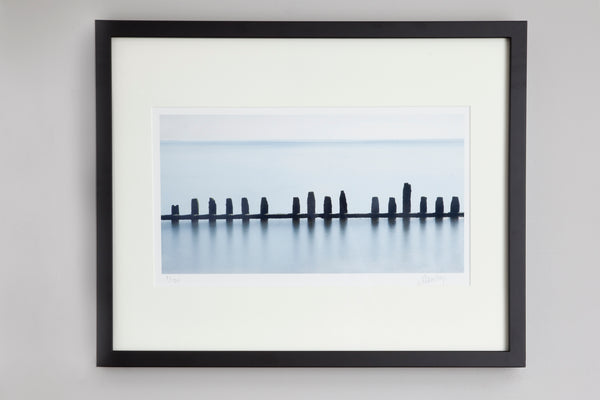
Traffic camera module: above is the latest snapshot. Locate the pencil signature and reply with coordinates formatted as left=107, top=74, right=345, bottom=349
left=417, top=274, right=447, bottom=286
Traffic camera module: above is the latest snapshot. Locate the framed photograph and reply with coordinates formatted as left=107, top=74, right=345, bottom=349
left=96, top=21, right=526, bottom=367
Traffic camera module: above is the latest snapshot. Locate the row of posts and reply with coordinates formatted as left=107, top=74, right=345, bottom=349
left=168, top=183, right=461, bottom=221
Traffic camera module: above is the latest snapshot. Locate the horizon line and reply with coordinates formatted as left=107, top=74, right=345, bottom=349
left=160, top=138, right=465, bottom=144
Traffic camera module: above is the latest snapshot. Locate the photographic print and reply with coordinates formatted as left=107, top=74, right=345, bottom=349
left=154, top=107, right=469, bottom=285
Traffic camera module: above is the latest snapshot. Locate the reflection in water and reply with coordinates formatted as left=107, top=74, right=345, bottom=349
left=292, top=219, right=300, bottom=231
left=161, top=218, right=464, bottom=274
left=339, top=218, right=347, bottom=234
left=190, top=220, right=200, bottom=242
left=260, top=219, right=269, bottom=233
left=402, top=218, right=410, bottom=232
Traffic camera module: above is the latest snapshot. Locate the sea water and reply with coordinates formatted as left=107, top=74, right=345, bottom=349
left=160, top=141, right=464, bottom=274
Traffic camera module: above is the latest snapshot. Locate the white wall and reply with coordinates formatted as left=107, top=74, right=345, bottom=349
left=1, top=0, right=599, bottom=398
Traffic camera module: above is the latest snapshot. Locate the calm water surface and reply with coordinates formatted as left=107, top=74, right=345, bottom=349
left=160, top=141, right=465, bottom=274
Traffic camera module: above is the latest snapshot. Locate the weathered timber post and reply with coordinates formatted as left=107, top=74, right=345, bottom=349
left=420, top=196, right=427, bottom=216
left=292, top=197, right=300, bottom=219
left=403, top=183, right=412, bottom=214
left=260, top=197, right=269, bottom=220
left=307, top=192, right=316, bottom=219
left=371, top=196, right=380, bottom=219
left=208, top=198, right=217, bottom=223
left=225, top=198, right=233, bottom=220
left=190, top=199, right=199, bottom=224
left=323, top=196, right=332, bottom=219
left=171, top=204, right=179, bottom=224
left=450, top=196, right=460, bottom=217
left=339, top=190, right=348, bottom=218
left=435, top=197, right=444, bottom=217
left=191, top=198, right=199, bottom=215
left=388, top=197, right=397, bottom=218
left=241, top=197, right=249, bottom=218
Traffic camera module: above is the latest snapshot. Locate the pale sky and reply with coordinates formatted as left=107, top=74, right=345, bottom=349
left=159, top=107, right=468, bottom=142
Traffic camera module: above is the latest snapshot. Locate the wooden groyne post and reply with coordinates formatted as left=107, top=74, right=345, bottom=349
left=190, top=199, right=199, bottom=224
left=339, top=190, right=348, bottom=218
left=307, top=192, right=316, bottom=219
left=292, top=197, right=300, bottom=219
left=450, top=196, right=460, bottom=218
left=323, top=196, right=332, bottom=219
left=435, top=197, right=444, bottom=218
left=191, top=198, right=199, bottom=215
left=420, top=196, right=427, bottom=216
left=260, top=197, right=269, bottom=220
left=171, top=205, right=179, bottom=224
left=403, top=183, right=411, bottom=214
left=241, top=197, right=249, bottom=220
left=208, top=197, right=217, bottom=217
left=388, top=197, right=397, bottom=219
left=371, top=196, right=379, bottom=219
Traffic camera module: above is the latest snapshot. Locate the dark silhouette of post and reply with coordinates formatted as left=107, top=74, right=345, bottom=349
left=292, top=197, right=300, bottom=219
left=225, top=198, right=233, bottom=220
left=450, top=196, right=460, bottom=217
left=307, top=192, right=316, bottom=219
left=371, top=196, right=379, bottom=218
left=339, top=190, right=348, bottom=218
left=190, top=199, right=199, bottom=224
left=435, top=197, right=444, bottom=217
left=208, top=198, right=217, bottom=221
left=420, top=196, right=427, bottom=216
left=323, top=196, right=332, bottom=218
left=191, top=198, right=199, bottom=215
left=161, top=183, right=466, bottom=223
left=171, top=205, right=179, bottom=224
left=388, top=197, right=397, bottom=218
left=260, top=197, right=269, bottom=220
left=403, top=183, right=411, bottom=214
left=241, top=197, right=249, bottom=220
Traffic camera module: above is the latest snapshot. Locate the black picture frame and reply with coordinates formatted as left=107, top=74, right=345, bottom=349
left=96, top=20, right=526, bottom=367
